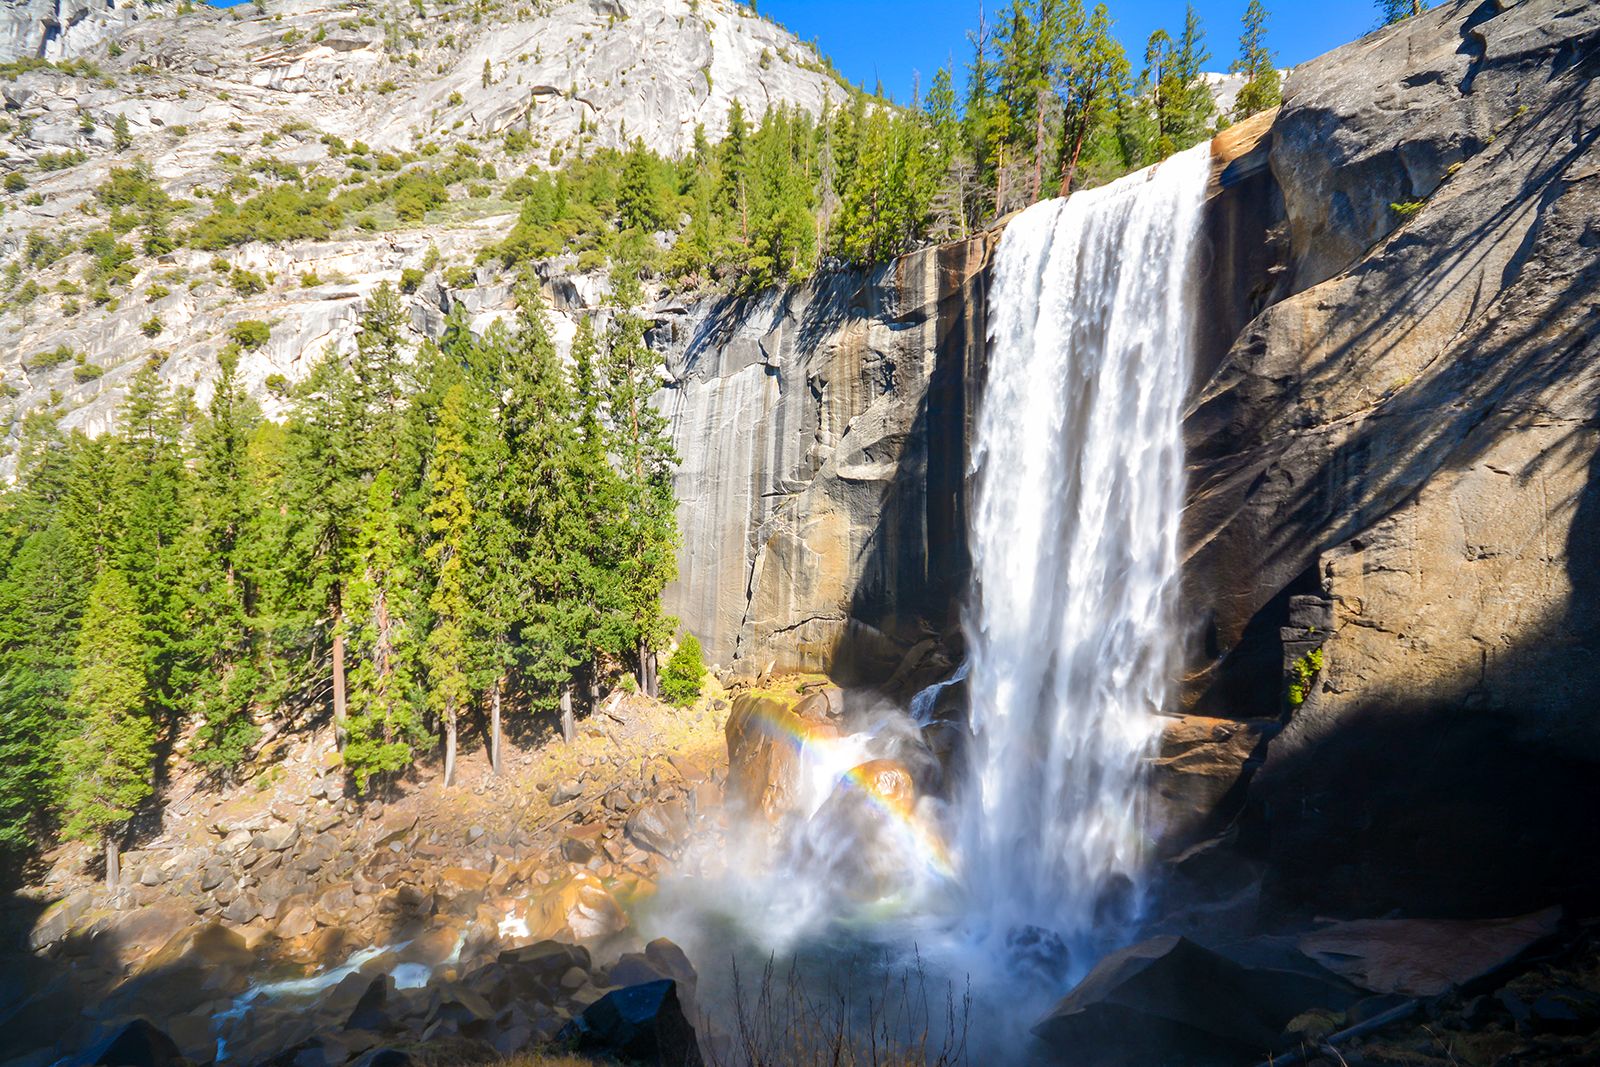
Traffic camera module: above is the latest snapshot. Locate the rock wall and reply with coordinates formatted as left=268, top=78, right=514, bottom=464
left=656, top=234, right=996, bottom=681
left=1180, top=0, right=1600, bottom=916
left=0, top=0, right=167, bottom=61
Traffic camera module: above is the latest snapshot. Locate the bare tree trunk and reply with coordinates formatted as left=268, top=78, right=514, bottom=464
left=638, top=639, right=658, bottom=699
left=1031, top=100, right=1046, bottom=202
left=560, top=686, right=575, bottom=745
left=1060, top=124, right=1088, bottom=198
left=995, top=143, right=1008, bottom=215
left=331, top=600, right=347, bottom=751
left=443, top=703, right=457, bottom=787
left=490, top=681, right=502, bottom=776
left=104, top=837, right=119, bottom=891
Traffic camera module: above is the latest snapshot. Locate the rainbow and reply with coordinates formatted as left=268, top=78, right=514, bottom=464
left=738, top=697, right=959, bottom=886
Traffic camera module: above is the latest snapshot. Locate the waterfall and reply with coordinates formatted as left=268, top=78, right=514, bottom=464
left=960, top=143, right=1211, bottom=957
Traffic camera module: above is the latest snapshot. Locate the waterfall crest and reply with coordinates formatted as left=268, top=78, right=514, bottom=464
left=961, top=143, right=1211, bottom=954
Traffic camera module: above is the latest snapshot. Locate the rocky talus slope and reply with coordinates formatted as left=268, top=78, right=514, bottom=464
left=1, top=689, right=732, bottom=1064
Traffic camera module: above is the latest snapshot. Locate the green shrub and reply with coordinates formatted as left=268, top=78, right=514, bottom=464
left=399, top=267, right=424, bottom=293
left=36, top=149, right=87, bottom=171
left=72, top=363, right=104, bottom=382
left=1391, top=199, right=1425, bottom=219
left=140, top=315, right=164, bottom=337
left=660, top=634, right=705, bottom=708
left=4, top=172, right=26, bottom=193
left=442, top=264, right=474, bottom=288
left=30, top=344, right=74, bottom=370
left=146, top=283, right=170, bottom=301
left=190, top=183, right=344, bottom=248
left=300, top=270, right=321, bottom=287
left=1287, top=648, right=1325, bottom=708
left=229, top=268, right=266, bottom=295
left=228, top=319, right=271, bottom=349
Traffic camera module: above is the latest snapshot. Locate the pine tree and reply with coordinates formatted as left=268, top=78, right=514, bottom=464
left=112, top=112, right=132, bottom=152
left=1138, top=7, right=1214, bottom=163
left=450, top=309, right=518, bottom=774
left=343, top=471, right=424, bottom=791
left=501, top=282, right=591, bottom=739
left=113, top=362, right=195, bottom=735
left=188, top=348, right=264, bottom=772
left=602, top=270, right=679, bottom=699
left=1377, top=0, right=1425, bottom=24
left=617, top=139, right=667, bottom=233
left=925, top=64, right=973, bottom=240
left=747, top=106, right=818, bottom=285
left=1059, top=2, right=1131, bottom=195
left=58, top=566, right=152, bottom=888
left=719, top=100, right=751, bottom=244
left=424, top=383, right=473, bottom=787
left=282, top=350, right=368, bottom=749
left=0, top=524, right=90, bottom=861
left=1231, top=0, right=1282, bottom=121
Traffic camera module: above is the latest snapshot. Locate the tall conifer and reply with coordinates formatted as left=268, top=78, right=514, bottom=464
left=58, top=566, right=152, bottom=887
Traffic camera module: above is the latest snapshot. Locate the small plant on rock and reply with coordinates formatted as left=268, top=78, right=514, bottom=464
left=1287, top=648, right=1324, bottom=709
left=228, top=319, right=271, bottom=350
left=660, top=634, right=705, bottom=708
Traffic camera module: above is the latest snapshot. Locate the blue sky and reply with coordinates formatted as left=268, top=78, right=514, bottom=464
left=755, top=1, right=1384, bottom=103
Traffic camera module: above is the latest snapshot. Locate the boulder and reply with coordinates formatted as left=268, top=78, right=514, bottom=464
left=724, top=693, right=840, bottom=822
left=27, top=890, right=94, bottom=951
left=274, top=904, right=317, bottom=941
left=87, top=904, right=198, bottom=975
left=1298, top=907, right=1563, bottom=997
left=220, top=891, right=262, bottom=925
left=346, top=975, right=396, bottom=1032
left=607, top=939, right=700, bottom=1018
left=561, top=979, right=703, bottom=1067
left=435, top=867, right=491, bottom=910
left=253, top=822, right=300, bottom=853
left=474, top=941, right=593, bottom=1010
left=1034, top=936, right=1360, bottom=1064
left=519, top=871, right=629, bottom=943
left=1148, top=716, right=1272, bottom=855
left=86, top=1018, right=183, bottom=1067
left=789, top=760, right=926, bottom=902
left=624, top=799, right=690, bottom=857
left=559, top=825, right=605, bottom=865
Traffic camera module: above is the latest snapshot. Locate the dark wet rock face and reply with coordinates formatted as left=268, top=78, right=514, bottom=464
left=659, top=235, right=996, bottom=681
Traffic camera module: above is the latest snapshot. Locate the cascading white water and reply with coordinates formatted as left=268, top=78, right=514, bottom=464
left=960, top=143, right=1211, bottom=957
left=651, top=148, right=1212, bottom=1043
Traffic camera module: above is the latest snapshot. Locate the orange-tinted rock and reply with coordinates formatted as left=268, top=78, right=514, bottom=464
left=845, top=759, right=915, bottom=815
left=1149, top=716, right=1272, bottom=855
left=798, top=759, right=931, bottom=902
left=725, top=693, right=840, bottom=822
left=519, top=870, right=629, bottom=944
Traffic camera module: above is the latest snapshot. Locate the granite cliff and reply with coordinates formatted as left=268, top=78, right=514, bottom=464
left=662, top=0, right=1600, bottom=922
